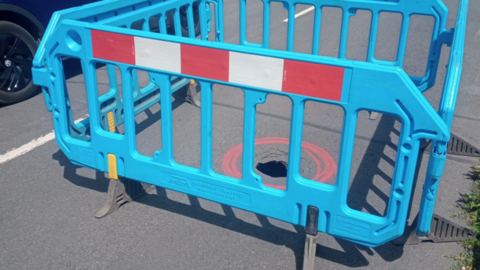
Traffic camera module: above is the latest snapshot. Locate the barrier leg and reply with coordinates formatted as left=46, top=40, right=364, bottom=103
left=172, top=80, right=201, bottom=108
left=368, top=111, right=378, bottom=120
left=95, top=176, right=155, bottom=218
left=302, top=206, right=319, bottom=270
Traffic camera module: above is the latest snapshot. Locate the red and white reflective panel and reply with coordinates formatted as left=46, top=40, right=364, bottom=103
left=91, top=30, right=345, bottom=102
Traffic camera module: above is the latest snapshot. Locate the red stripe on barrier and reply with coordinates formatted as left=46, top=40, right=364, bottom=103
left=282, top=60, right=344, bottom=102
left=181, top=44, right=229, bottom=81
left=91, top=30, right=135, bottom=65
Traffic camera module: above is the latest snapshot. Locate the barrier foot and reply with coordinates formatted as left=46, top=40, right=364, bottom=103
left=95, top=176, right=155, bottom=219
left=392, top=213, right=477, bottom=245
left=368, top=111, right=379, bottom=120
left=421, top=132, right=480, bottom=157
left=173, top=81, right=201, bottom=108
left=186, top=82, right=201, bottom=108
left=302, top=206, right=319, bottom=270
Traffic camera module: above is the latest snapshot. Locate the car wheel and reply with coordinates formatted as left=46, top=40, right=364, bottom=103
left=0, top=21, right=38, bottom=104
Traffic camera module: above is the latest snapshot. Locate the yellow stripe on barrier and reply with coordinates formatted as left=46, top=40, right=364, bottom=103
left=107, top=111, right=115, bottom=133
left=108, top=154, right=118, bottom=180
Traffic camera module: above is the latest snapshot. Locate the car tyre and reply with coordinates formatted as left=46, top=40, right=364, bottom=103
left=0, top=21, right=39, bottom=104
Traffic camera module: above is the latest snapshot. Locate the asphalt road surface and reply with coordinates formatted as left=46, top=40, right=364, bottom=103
left=1, top=0, right=479, bottom=269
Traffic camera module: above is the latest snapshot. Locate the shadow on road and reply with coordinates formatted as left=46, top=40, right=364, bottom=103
left=51, top=111, right=414, bottom=269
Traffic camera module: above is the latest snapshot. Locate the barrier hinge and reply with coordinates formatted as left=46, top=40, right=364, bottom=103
left=422, top=132, right=480, bottom=158
left=440, top=29, right=455, bottom=47
left=32, top=67, right=53, bottom=111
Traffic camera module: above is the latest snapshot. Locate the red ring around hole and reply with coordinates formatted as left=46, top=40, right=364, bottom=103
left=221, top=137, right=337, bottom=190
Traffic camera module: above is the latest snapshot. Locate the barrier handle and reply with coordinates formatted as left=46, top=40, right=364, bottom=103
left=416, top=0, right=468, bottom=236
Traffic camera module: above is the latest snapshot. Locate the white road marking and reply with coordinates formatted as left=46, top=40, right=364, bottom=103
left=0, top=116, right=87, bottom=165
left=0, top=132, right=56, bottom=165
left=283, top=6, right=315, bottom=22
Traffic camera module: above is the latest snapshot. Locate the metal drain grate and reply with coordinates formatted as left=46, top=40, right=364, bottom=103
left=447, top=133, right=480, bottom=157
left=421, top=132, right=480, bottom=157
left=429, top=214, right=477, bottom=243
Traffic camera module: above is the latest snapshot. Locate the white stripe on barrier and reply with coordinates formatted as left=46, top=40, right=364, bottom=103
left=134, top=37, right=181, bottom=73
left=229, top=52, right=284, bottom=91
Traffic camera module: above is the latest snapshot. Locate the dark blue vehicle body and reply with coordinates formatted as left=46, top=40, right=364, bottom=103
left=0, top=0, right=98, bottom=104
left=0, top=0, right=98, bottom=34
left=13, top=0, right=95, bottom=26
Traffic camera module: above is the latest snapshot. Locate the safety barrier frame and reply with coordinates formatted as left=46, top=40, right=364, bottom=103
left=32, top=0, right=469, bottom=267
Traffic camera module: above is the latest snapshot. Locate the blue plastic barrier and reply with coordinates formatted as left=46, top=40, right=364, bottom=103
left=32, top=0, right=468, bottom=267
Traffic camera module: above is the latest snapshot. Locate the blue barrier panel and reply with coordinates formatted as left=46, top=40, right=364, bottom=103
left=32, top=0, right=468, bottom=266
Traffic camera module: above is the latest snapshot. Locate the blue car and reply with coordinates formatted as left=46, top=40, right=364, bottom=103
left=0, top=0, right=200, bottom=104
left=0, top=0, right=99, bottom=104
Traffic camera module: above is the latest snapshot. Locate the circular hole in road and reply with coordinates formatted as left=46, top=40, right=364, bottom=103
left=222, top=137, right=337, bottom=190
left=256, top=160, right=288, bottom=178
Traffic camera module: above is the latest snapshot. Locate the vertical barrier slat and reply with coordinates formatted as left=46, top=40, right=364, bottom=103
left=386, top=138, right=415, bottom=227
left=174, top=8, right=182, bottom=36
left=159, top=74, right=174, bottom=162
left=159, top=13, right=168, bottom=34
left=421, top=14, right=442, bottom=88
left=367, top=12, right=379, bottom=62
left=199, top=0, right=208, bottom=40
left=200, top=82, right=213, bottom=173
left=132, top=70, right=140, bottom=96
left=240, top=0, right=247, bottom=45
left=57, top=57, right=71, bottom=136
left=106, top=64, right=118, bottom=92
left=242, top=90, right=259, bottom=186
left=286, top=99, right=305, bottom=191
left=311, top=6, right=321, bottom=55
left=144, top=18, right=151, bottom=32
left=337, top=109, right=357, bottom=200
left=142, top=18, right=148, bottom=31
left=338, top=8, right=349, bottom=59
left=217, top=0, right=225, bottom=42
left=262, top=1, right=270, bottom=48
left=396, top=14, right=410, bottom=67
left=122, top=67, right=137, bottom=152
left=286, top=3, right=295, bottom=52
left=187, top=3, right=196, bottom=38
left=49, top=57, right=61, bottom=110
left=85, top=61, right=101, bottom=136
